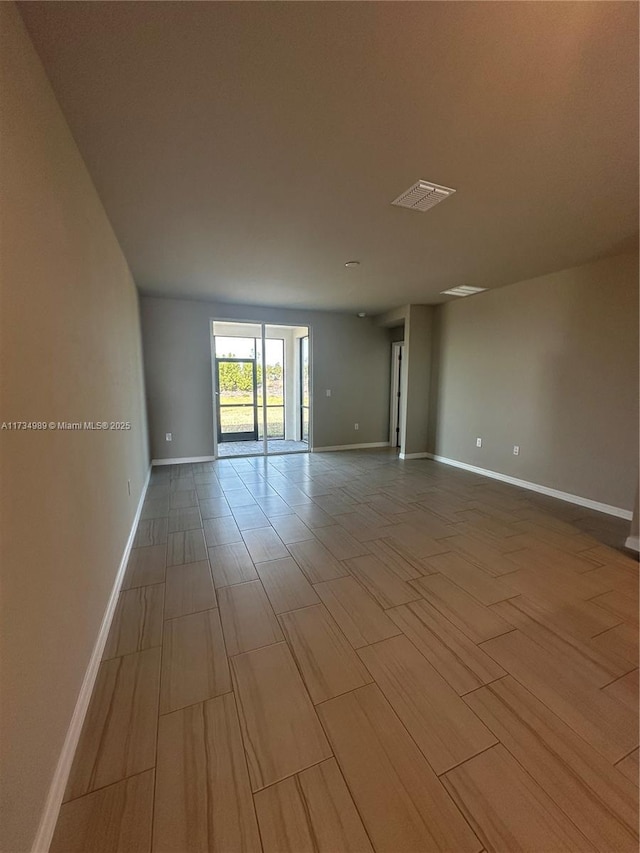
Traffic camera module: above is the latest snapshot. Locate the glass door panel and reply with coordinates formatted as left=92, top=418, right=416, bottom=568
left=214, top=334, right=257, bottom=359
left=265, top=337, right=285, bottom=439
left=256, top=338, right=265, bottom=440
left=265, top=328, right=286, bottom=454
left=216, top=358, right=258, bottom=441
left=300, top=335, right=309, bottom=443
left=267, top=405, right=284, bottom=439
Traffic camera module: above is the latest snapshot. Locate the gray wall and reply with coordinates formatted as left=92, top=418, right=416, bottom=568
left=630, top=488, right=639, bottom=543
left=140, top=296, right=391, bottom=458
left=389, top=325, right=405, bottom=343
left=380, top=307, right=436, bottom=457
left=0, top=5, right=149, bottom=850
left=403, top=305, right=434, bottom=456
left=430, top=252, right=639, bottom=510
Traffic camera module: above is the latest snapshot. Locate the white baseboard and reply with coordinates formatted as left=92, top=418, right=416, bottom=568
left=31, top=464, right=152, bottom=853
left=624, top=535, right=639, bottom=552
left=154, top=447, right=391, bottom=462
left=313, top=442, right=390, bottom=452
left=399, top=451, right=431, bottom=460
left=423, top=453, right=633, bottom=521
left=152, top=455, right=216, bottom=466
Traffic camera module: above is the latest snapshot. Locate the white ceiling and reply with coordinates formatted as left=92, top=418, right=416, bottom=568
left=19, top=1, right=639, bottom=313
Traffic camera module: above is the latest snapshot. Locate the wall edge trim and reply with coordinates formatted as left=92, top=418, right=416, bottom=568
left=424, top=453, right=633, bottom=520
left=31, top=464, right=152, bottom=853
left=312, top=442, right=390, bottom=452
left=152, top=455, right=216, bottom=465
left=399, top=452, right=431, bottom=460
left=624, top=535, right=639, bottom=553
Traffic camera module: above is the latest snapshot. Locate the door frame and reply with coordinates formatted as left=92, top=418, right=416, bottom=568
left=389, top=341, right=404, bottom=449
left=210, top=319, right=313, bottom=458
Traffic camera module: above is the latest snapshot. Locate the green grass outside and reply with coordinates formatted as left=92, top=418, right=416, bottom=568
left=219, top=400, right=284, bottom=438
left=219, top=395, right=282, bottom=406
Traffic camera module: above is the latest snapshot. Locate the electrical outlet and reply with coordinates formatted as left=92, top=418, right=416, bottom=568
left=513, top=445, right=520, bottom=456
left=326, top=389, right=331, bottom=397
left=354, top=423, right=359, bottom=430
left=476, top=437, right=482, bottom=448
left=166, top=432, right=172, bottom=442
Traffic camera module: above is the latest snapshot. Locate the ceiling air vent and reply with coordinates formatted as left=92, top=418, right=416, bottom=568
left=391, top=180, right=456, bottom=212
left=441, top=285, right=487, bottom=297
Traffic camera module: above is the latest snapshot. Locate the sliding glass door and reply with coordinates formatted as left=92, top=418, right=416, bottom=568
left=213, top=330, right=261, bottom=443
left=212, top=321, right=310, bottom=457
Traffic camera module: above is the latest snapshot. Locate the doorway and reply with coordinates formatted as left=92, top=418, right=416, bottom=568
left=211, top=320, right=311, bottom=458
left=389, top=341, right=404, bottom=450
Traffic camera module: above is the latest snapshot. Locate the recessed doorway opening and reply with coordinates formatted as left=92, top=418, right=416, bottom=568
left=211, top=320, right=310, bottom=458
left=389, top=340, right=404, bottom=451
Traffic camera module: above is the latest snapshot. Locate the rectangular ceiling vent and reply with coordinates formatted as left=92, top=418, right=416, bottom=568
left=441, top=285, right=487, bottom=297
left=391, top=179, right=456, bottom=212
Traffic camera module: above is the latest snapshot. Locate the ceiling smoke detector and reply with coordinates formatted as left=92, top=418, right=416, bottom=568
left=391, top=180, right=456, bottom=212
left=440, top=285, right=487, bottom=297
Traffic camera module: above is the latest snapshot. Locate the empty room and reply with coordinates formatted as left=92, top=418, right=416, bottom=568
left=1, top=2, right=638, bottom=852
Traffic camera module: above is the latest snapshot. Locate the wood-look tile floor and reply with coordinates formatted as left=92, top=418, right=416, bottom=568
left=51, top=450, right=639, bottom=853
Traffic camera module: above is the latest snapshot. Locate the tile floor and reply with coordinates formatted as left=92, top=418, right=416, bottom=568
left=50, top=449, right=639, bottom=852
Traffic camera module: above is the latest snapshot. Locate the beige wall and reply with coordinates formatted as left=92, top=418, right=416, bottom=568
left=0, top=5, right=149, bottom=851
left=430, top=252, right=639, bottom=511
left=141, top=296, right=391, bottom=458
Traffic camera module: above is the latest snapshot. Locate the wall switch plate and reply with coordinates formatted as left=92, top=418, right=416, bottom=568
left=476, top=437, right=482, bottom=447
left=354, top=423, right=359, bottom=430
left=513, top=445, right=520, bottom=455
left=166, top=433, right=172, bottom=441
left=326, top=389, right=331, bottom=397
